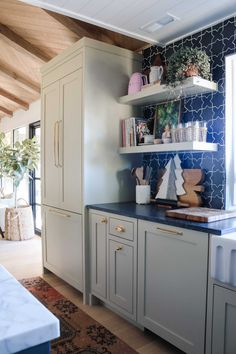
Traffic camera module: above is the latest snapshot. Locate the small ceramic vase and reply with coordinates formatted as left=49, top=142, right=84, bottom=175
left=149, top=66, right=164, bottom=84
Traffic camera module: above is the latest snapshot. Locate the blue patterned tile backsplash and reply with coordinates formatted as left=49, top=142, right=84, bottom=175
left=142, top=16, right=236, bottom=209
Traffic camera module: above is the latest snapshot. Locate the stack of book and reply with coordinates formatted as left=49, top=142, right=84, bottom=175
left=121, top=117, right=148, bottom=147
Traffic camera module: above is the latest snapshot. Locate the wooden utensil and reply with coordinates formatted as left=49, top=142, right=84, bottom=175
left=131, top=167, right=140, bottom=185
left=136, top=167, right=145, bottom=185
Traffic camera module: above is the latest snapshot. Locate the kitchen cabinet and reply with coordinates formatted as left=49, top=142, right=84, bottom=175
left=90, top=213, right=107, bottom=299
left=41, top=81, right=60, bottom=208
left=41, top=38, right=141, bottom=296
left=108, top=239, right=135, bottom=315
left=211, top=285, right=236, bottom=354
left=89, top=210, right=137, bottom=320
left=137, top=220, right=208, bottom=354
left=42, top=66, right=82, bottom=213
left=59, top=69, right=83, bottom=213
left=42, top=206, right=83, bottom=291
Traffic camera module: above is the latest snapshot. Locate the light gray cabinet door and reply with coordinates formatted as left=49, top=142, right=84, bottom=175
left=108, top=239, right=135, bottom=316
left=41, top=81, right=61, bottom=208
left=138, top=220, right=208, bottom=354
left=60, top=68, right=83, bottom=214
left=42, top=206, right=83, bottom=292
left=90, top=213, right=107, bottom=299
left=212, top=285, right=236, bottom=354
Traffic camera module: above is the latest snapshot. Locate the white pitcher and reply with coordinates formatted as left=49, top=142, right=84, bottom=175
left=149, top=66, right=164, bottom=84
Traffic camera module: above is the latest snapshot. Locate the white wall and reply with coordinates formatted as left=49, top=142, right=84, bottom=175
left=0, top=99, right=41, bottom=133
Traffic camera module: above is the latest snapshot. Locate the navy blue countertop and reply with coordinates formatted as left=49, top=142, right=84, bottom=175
left=87, top=202, right=236, bottom=235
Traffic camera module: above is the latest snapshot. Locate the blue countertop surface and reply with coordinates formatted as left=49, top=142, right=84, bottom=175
left=87, top=202, right=236, bottom=235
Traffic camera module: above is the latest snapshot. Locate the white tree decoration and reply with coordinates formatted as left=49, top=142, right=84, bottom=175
left=155, top=158, right=177, bottom=200
left=174, top=154, right=186, bottom=196
left=155, top=154, right=186, bottom=200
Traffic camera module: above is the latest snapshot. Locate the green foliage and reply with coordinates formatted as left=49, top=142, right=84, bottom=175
left=166, top=47, right=211, bottom=86
left=0, top=133, right=40, bottom=189
left=155, top=101, right=181, bottom=139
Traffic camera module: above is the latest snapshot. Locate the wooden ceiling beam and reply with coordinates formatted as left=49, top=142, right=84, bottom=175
left=0, top=88, right=29, bottom=110
left=44, top=9, right=116, bottom=46
left=0, top=24, right=51, bottom=63
left=0, top=63, right=40, bottom=94
left=44, top=10, right=91, bottom=38
left=0, top=106, right=13, bottom=117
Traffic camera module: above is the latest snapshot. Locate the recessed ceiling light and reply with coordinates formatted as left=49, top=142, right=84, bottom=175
left=140, top=13, right=179, bottom=33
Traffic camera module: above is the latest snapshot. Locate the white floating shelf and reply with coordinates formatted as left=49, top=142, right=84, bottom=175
left=119, top=77, right=218, bottom=106
left=119, top=141, right=218, bottom=154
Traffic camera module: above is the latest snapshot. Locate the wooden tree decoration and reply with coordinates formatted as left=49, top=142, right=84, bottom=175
left=179, top=169, right=205, bottom=206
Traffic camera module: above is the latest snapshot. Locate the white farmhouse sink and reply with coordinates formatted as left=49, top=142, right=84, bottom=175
left=211, top=234, right=236, bottom=286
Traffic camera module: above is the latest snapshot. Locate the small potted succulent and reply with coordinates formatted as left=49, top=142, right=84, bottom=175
left=166, top=47, right=211, bottom=87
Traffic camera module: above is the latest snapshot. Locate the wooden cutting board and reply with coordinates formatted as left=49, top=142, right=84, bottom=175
left=166, top=207, right=236, bottom=223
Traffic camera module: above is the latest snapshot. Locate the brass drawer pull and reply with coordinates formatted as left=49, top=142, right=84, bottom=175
left=115, top=225, right=125, bottom=233
left=116, top=246, right=123, bottom=251
left=156, top=226, right=183, bottom=236
left=100, top=217, right=108, bottom=224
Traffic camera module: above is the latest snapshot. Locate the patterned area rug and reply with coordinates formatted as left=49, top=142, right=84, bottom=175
left=20, top=277, right=137, bottom=354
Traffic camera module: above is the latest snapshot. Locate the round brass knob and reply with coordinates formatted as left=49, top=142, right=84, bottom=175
left=100, top=217, right=108, bottom=224
left=115, top=225, right=125, bottom=233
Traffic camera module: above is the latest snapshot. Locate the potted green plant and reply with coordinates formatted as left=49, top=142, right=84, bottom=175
left=0, top=132, right=40, bottom=240
left=166, top=47, right=211, bottom=87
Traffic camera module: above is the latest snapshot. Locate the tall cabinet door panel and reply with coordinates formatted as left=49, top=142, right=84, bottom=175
left=42, top=82, right=61, bottom=208
left=138, top=220, right=208, bottom=354
left=90, top=213, right=107, bottom=299
left=60, top=69, right=83, bottom=213
left=212, top=285, right=236, bottom=354
left=108, top=239, right=135, bottom=316
left=43, top=206, right=83, bottom=291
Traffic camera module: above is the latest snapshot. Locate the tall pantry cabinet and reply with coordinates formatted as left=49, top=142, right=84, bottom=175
left=41, top=38, right=141, bottom=295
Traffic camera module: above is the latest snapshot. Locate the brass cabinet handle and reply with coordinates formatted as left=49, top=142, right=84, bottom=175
left=156, top=226, right=183, bottom=236
left=100, top=217, right=108, bottom=224
left=58, top=120, right=63, bottom=168
left=116, top=246, right=123, bottom=251
left=54, top=121, right=59, bottom=167
left=115, top=225, right=125, bottom=233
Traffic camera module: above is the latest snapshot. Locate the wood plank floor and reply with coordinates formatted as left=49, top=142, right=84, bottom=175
left=0, top=236, right=183, bottom=354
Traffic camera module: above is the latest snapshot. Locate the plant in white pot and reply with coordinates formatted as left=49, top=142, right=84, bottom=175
left=0, top=132, right=40, bottom=240
left=166, top=47, right=211, bottom=87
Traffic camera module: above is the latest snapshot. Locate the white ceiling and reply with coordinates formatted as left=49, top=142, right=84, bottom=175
left=19, top=0, right=236, bottom=45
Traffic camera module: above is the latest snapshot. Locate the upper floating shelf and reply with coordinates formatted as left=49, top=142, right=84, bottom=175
left=119, top=77, right=218, bottom=106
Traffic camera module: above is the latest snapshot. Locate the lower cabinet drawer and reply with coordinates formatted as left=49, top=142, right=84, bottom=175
left=108, top=239, right=135, bottom=317
left=43, top=206, right=83, bottom=291
left=109, top=217, right=134, bottom=241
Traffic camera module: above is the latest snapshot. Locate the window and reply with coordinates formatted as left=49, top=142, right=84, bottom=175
left=1, top=131, right=13, bottom=197
left=225, top=54, right=236, bottom=210
left=29, top=122, right=41, bottom=234
left=13, top=126, right=29, bottom=203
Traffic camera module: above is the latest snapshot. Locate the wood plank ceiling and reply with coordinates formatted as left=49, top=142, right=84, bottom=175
left=0, top=0, right=148, bottom=119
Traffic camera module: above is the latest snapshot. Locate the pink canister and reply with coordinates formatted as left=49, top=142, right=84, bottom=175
left=128, top=72, right=148, bottom=94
